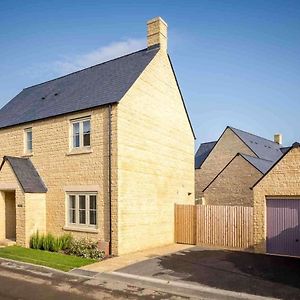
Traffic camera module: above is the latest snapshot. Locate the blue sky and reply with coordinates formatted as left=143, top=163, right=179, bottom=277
left=0, top=0, right=299, bottom=148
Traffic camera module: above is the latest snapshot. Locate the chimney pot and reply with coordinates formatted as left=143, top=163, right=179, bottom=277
left=147, top=17, right=168, bottom=51
left=274, top=133, right=283, bottom=145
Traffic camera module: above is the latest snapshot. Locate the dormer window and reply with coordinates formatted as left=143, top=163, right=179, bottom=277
left=24, top=128, right=33, bottom=154
left=71, top=117, right=91, bottom=149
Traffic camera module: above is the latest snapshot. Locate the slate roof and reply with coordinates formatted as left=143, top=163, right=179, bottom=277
left=280, top=146, right=291, bottom=154
left=203, top=152, right=277, bottom=192
left=230, top=127, right=283, bottom=161
left=0, top=47, right=159, bottom=129
left=195, top=141, right=217, bottom=169
left=0, top=156, right=47, bottom=193
left=239, top=153, right=275, bottom=174
left=252, top=142, right=300, bottom=189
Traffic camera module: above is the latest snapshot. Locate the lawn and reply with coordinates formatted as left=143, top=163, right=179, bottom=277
left=0, top=246, right=96, bottom=272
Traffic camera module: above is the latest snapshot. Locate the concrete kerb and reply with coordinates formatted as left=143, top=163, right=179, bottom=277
left=104, top=271, right=278, bottom=300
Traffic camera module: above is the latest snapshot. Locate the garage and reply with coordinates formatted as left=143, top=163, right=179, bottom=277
left=267, top=198, right=300, bottom=257
left=252, top=142, right=300, bottom=255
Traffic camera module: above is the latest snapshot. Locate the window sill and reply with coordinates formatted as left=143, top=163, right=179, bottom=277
left=63, top=226, right=98, bottom=234
left=66, top=148, right=92, bottom=156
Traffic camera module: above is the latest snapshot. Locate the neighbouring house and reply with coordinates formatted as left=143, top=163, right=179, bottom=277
left=0, top=17, right=195, bottom=255
left=253, top=142, right=300, bottom=257
left=195, top=126, right=285, bottom=206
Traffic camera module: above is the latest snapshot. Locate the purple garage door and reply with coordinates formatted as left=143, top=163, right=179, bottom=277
left=267, top=199, right=300, bottom=257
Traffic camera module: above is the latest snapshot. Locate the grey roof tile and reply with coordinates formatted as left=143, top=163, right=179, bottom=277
left=280, top=146, right=291, bottom=154
left=0, top=47, right=159, bottom=129
left=239, top=153, right=275, bottom=174
left=230, top=127, right=283, bottom=161
left=1, top=156, right=47, bottom=193
left=195, top=141, right=217, bottom=169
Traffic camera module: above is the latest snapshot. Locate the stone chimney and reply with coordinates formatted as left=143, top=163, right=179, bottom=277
left=274, top=133, right=283, bottom=145
left=147, top=17, right=168, bottom=51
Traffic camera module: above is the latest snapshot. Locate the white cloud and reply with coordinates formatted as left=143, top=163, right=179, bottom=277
left=54, top=38, right=146, bottom=75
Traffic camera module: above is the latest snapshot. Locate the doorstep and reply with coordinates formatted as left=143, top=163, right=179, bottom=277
left=80, top=243, right=193, bottom=273
left=0, top=239, right=16, bottom=247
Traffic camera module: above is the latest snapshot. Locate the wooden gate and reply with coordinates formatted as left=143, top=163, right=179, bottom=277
left=174, top=204, right=196, bottom=244
left=175, top=204, right=254, bottom=250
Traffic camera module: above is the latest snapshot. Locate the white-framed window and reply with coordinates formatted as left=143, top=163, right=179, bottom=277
left=67, top=193, right=97, bottom=227
left=70, top=117, right=91, bottom=149
left=24, top=127, right=33, bottom=154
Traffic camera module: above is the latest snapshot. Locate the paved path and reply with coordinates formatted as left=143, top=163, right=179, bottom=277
left=81, top=243, right=192, bottom=272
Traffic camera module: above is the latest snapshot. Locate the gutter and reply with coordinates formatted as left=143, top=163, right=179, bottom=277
left=108, top=104, right=112, bottom=255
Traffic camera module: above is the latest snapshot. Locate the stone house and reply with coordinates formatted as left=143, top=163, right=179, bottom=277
left=195, top=126, right=284, bottom=206
left=0, top=17, right=195, bottom=255
left=253, top=142, right=300, bottom=257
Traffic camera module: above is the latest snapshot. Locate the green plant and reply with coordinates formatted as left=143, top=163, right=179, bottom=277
left=29, top=233, right=103, bottom=260
left=66, top=238, right=104, bottom=260
left=30, top=232, right=40, bottom=249
left=52, top=237, right=63, bottom=252
left=60, top=234, right=73, bottom=250
left=30, top=232, right=73, bottom=252
left=42, top=233, right=55, bottom=251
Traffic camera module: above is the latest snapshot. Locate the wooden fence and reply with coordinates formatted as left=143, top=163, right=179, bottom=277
left=175, top=204, right=254, bottom=250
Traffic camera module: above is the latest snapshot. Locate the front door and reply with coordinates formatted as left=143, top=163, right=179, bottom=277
left=5, top=191, right=16, bottom=240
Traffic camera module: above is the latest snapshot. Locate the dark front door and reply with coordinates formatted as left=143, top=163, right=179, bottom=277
left=267, top=198, right=300, bottom=257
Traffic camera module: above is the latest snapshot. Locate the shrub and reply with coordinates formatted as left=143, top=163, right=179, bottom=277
left=42, top=233, right=55, bottom=251
left=30, top=232, right=40, bottom=249
left=52, top=237, right=63, bottom=252
left=30, top=232, right=73, bottom=252
left=66, top=238, right=104, bottom=260
left=29, top=233, right=103, bottom=260
left=60, top=234, right=73, bottom=250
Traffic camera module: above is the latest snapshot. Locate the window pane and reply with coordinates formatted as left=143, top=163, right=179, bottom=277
left=26, top=130, right=32, bottom=152
left=69, top=195, right=76, bottom=208
left=79, top=195, right=86, bottom=224
left=90, top=196, right=96, bottom=209
left=27, top=139, right=32, bottom=151
left=69, top=209, right=76, bottom=224
left=83, top=120, right=90, bottom=146
left=69, top=195, right=76, bottom=223
left=27, top=130, right=32, bottom=141
left=90, top=211, right=96, bottom=225
left=79, top=196, right=86, bottom=209
left=79, top=210, right=86, bottom=224
left=89, top=195, right=97, bottom=225
left=83, top=120, right=90, bottom=134
left=83, top=133, right=90, bottom=146
left=73, top=122, right=80, bottom=148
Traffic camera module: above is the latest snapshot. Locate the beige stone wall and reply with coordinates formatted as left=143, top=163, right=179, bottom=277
left=253, top=147, right=300, bottom=253
left=0, top=192, right=5, bottom=240
left=204, top=155, right=262, bottom=206
left=195, top=128, right=255, bottom=200
left=0, top=106, right=118, bottom=249
left=117, top=49, right=195, bottom=255
left=25, top=193, right=46, bottom=246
